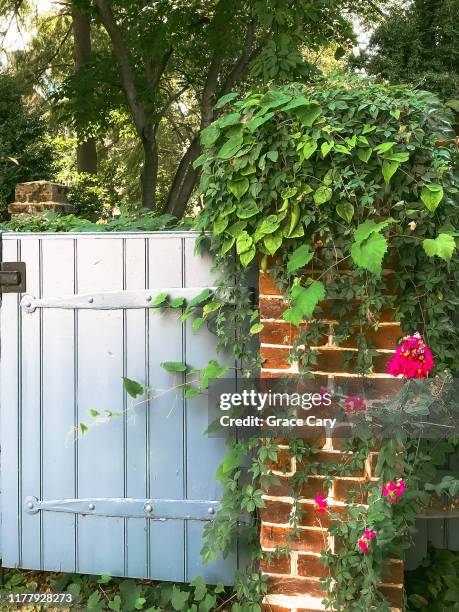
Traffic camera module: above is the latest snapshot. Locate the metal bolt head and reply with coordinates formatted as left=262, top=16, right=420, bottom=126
left=145, top=503, right=153, bottom=513
left=146, top=296, right=152, bottom=302
left=27, top=501, right=34, bottom=509
left=24, top=300, right=32, bottom=308
left=208, top=507, right=215, bottom=515
left=88, top=297, right=94, bottom=304
left=88, top=503, right=95, bottom=511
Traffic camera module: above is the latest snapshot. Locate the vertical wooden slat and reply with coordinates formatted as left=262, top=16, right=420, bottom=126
left=41, top=238, right=76, bottom=571
left=0, top=237, right=20, bottom=566
left=76, top=236, right=125, bottom=575
left=20, top=238, right=42, bottom=569
left=124, top=237, right=148, bottom=578
left=147, top=236, right=185, bottom=581
left=183, top=237, right=237, bottom=584
left=446, top=450, right=459, bottom=550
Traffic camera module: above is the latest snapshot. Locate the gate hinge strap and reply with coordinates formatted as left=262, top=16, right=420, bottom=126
left=24, top=496, right=220, bottom=521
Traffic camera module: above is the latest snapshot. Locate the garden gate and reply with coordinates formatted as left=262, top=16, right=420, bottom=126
left=0, top=230, right=241, bottom=583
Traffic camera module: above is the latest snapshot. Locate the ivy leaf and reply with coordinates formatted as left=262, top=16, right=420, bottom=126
left=171, top=585, right=189, bottom=611
left=423, top=234, right=455, bottom=261
left=226, top=220, right=247, bottom=238
left=200, top=124, right=220, bottom=147
left=161, top=361, right=187, bottom=373
left=283, top=280, right=326, bottom=325
left=169, top=297, right=185, bottom=308
left=375, top=141, right=396, bottom=154
left=236, top=198, right=259, bottom=219
left=188, top=288, right=214, bottom=308
left=321, top=141, right=334, bottom=157
left=298, top=104, right=322, bottom=126
left=192, top=577, right=207, bottom=602
left=336, top=202, right=354, bottom=223
left=213, top=216, right=229, bottom=235
left=200, top=360, right=229, bottom=390
left=221, top=235, right=235, bottom=254
left=217, top=112, right=241, bottom=128
left=266, top=150, right=278, bottom=162
left=246, top=111, right=274, bottom=132
left=192, top=317, right=204, bottom=332
left=382, top=159, right=400, bottom=184
left=287, top=244, right=314, bottom=273
left=357, top=148, right=372, bottom=163
left=240, top=245, right=256, bottom=267
left=217, top=136, right=243, bottom=159
left=264, top=231, right=283, bottom=255
left=421, top=183, right=444, bottom=213
left=150, top=292, right=168, bottom=306
left=214, top=91, right=238, bottom=109
left=80, top=422, right=88, bottom=434
left=354, top=219, right=392, bottom=243
left=123, top=377, right=145, bottom=398
left=250, top=323, right=264, bottom=334
left=255, top=215, right=279, bottom=237
left=108, top=596, right=122, bottom=611
left=228, top=177, right=249, bottom=200
left=302, top=140, right=318, bottom=160
left=236, top=230, right=253, bottom=254
left=313, top=185, right=333, bottom=205
left=351, top=231, right=388, bottom=276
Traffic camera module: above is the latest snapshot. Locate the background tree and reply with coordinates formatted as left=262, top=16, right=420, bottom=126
left=0, top=73, right=55, bottom=219
left=63, top=0, right=361, bottom=216
left=352, top=0, right=459, bottom=100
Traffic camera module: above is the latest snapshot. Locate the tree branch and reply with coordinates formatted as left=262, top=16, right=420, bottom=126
left=95, top=0, right=147, bottom=136
left=146, top=46, right=173, bottom=96
left=218, top=18, right=257, bottom=97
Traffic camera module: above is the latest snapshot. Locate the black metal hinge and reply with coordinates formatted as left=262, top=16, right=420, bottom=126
left=0, top=262, right=26, bottom=293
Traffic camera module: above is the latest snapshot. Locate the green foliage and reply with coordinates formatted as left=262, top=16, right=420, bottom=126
left=0, top=73, right=56, bottom=220
left=0, top=210, right=177, bottom=233
left=196, top=76, right=459, bottom=372
left=351, top=0, right=459, bottom=100
left=0, top=568, right=231, bottom=611
left=67, top=172, right=112, bottom=221
left=405, top=547, right=459, bottom=611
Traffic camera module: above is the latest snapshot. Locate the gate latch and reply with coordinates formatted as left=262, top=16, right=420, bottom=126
left=0, top=262, right=26, bottom=293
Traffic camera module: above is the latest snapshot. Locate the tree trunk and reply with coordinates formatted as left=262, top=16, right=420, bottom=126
left=141, top=128, right=158, bottom=210
left=164, top=135, right=201, bottom=218
left=72, top=6, right=97, bottom=174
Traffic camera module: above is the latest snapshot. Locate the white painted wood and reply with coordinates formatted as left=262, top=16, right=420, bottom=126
left=41, top=237, right=76, bottom=572
left=20, top=287, right=228, bottom=313
left=0, top=237, right=20, bottom=566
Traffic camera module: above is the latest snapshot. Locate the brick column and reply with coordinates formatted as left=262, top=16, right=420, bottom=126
left=8, top=181, right=73, bottom=217
left=259, top=270, right=405, bottom=612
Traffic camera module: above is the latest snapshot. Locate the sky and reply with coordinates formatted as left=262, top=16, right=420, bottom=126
left=0, top=0, right=55, bottom=61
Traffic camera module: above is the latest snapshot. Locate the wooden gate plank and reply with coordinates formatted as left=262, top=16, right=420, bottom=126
left=76, top=236, right=125, bottom=575
left=124, top=236, right=149, bottom=578
left=0, top=237, right=20, bottom=566
left=147, top=236, right=186, bottom=581
left=20, top=238, right=42, bottom=569
left=41, top=237, right=76, bottom=572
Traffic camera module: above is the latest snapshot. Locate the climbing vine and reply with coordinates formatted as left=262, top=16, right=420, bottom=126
left=191, top=76, right=459, bottom=611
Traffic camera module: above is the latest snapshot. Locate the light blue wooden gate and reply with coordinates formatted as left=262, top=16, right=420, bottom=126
left=0, top=230, right=239, bottom=583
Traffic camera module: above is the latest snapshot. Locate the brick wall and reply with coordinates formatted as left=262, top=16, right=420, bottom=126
left=259, top=269, right=405, bottom=612
left=8, top=181, right=73, bottom=217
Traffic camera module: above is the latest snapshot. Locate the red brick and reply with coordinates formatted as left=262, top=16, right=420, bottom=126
left=379, top=585, right=404, bottom=607
left=260, top=297, right=290, bottom=319
left=298, top=477, right=328, bottom=499
left=297, top=451, right=365, bottom=477
left=336, top=325, right=402, bottom=350
left=261, top=346, right=292, bottom=369
left=261, top=605, right=290, bottom=612
left=268, top=576, right=326, bottom=598
left=333, top=478, right=369, bottom=504
left=261, top=525, right=327, bottom=553
left=260, top=272, right=283, bottom=296
left=381, top=559, right=404, bottom=584
left=260, top=552, right=291, bottom=574
left=266, top=448, right=293, bottom=473
left=261, top=500, right=292, bottom=524
left=297, top=554, right=329, bottom=578
left=298, top=503, right=346, bottom=529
